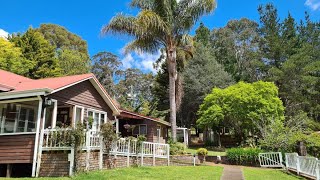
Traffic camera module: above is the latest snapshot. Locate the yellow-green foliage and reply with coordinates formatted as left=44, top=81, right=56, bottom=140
left=305, top=133, right=320, bottom=158
left=196, top=148, right=208, bottom=156
left=197, top=81, right=285, bottom=132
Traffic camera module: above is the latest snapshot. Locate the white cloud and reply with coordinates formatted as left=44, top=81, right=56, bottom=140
left=0, top=29, right=9, bottom=39
left=305, top=0, right=320, bottom=11
left=120, top=50, right=161, bottom=74
left=137, top=52, right=161, bottom=73
left=121, top=54, right=135, bottom=69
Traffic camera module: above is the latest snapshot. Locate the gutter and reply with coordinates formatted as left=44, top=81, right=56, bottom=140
left=0, top=88, right=52, bottom=100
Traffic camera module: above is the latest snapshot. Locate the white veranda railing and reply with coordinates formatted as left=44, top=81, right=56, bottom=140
left=86, top=130, right=101, bottom=149
left=258, top=152, right=283, bottom=168
left=110, top=138, right=137, bottom=156
left=41, top=128, right=170, bottom=166
left=42, top=128, right=102, bottom=150
left=42, top=128, right=73, bottom=150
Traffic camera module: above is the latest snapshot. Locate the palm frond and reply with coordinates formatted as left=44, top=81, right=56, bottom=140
left=101, top=13, right=138, bottom=37
left=124, top=38, right=161, bottom=54
left=176, top=0, right=217, bottom=32
left=177, top=34, right=194, bottom=57
left=130, top=0, right=154, bottom=10
left=137, top=10, right=169, bottom=35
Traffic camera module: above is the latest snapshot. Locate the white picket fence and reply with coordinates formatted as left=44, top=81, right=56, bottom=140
left=140, top=142, right=170, bottom=166
left=258, top=152, right=283, bottom=168
left=285, top=153, right=320, bottom=180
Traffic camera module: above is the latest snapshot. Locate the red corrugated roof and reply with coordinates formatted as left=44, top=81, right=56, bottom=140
left=120, top=109, right=171, bottom=126
left=0, top=69, right=32, bottom=90
left=0, top=69, right=93, bottom=92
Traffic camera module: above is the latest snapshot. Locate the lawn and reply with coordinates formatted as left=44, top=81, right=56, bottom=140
left=186, top=147, right=227, bottom=156
left=243, top=167, right=303, bottom=180
left=74, top=166, right=224, bottom=180
left=0, top=166, right=224, bottom=180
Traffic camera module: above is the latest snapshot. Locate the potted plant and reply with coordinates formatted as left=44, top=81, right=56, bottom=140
left=197, top=148, right=208, bottom=163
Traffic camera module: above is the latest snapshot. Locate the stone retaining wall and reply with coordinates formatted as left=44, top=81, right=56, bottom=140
left=39, top=153, right=70, bottom=177
left=39, top=152, right=203, bottom=177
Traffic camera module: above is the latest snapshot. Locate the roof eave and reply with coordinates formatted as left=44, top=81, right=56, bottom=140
left=120, top=109, right=171, bottom=126
left=0, top=88, right=53, bottom=100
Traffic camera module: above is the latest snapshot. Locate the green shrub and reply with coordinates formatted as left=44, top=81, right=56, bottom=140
left=305, top=133, right=320, bottom=158
left=197, top=148, right=208, bottom=156
left=169, top=142, right=186, bottom=155
left=226, top=148, right=263, bottom=166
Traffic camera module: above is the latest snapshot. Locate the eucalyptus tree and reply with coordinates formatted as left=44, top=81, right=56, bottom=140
left=101, top=0, right=217, bottom=141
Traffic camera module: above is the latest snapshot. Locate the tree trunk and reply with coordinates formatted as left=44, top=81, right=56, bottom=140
left=167, top=49, right=177, bottom=142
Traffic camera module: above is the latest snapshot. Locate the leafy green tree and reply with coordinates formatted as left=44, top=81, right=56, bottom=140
left=194, top=22, right=210, bottom=46
left=10, top=27, right=61, bottom=79
left=115, top=68, right=155, bottom=114
left=180, top=43, right=234, bottom=127
left=101, top=0, right=217, bottom=141
left=211, top=18, right=262, bottom=82
left=57, top=48, right=90, bottom=75
left=38, top=24, right=89, bottom=56
left=0, top=38, right=32, bottom=75
left=38, top=24, right=91, bottom=75
left=197, top=81, right=285, bottom=142
left=91, top=51, right=123, bottom=97
left=258, top=3, right=283, bottom=69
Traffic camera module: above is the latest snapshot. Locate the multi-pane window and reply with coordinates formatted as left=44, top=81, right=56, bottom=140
left=0, top=101, right=38, bottom=134
left=133, top=124, right=147, bottom=135
left=87, top=110, right=107, bottom=131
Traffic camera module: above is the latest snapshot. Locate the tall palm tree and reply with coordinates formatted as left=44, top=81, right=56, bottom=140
left=102, top=0, right=217, bottom=141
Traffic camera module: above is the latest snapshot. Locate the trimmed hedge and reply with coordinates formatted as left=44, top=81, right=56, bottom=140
left=226, top=148, right=263, bottom=166
left=196, top=148, right=208, bottom=156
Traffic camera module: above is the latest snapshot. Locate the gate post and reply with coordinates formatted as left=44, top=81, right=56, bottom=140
left=69, top=148, right=75, bottom=176
left=127, top=139, right=131, bottom=167
left=285, top=154, right=288, bottom=169
left=152, top=144, right=156, bottom=166
left=167, top=145, right=170, bottom=166
left=85, top=130, right=91, bottom=171
left=99, top=136, right=103, bottom=170
left=279, top=152, right=283, bottom=167
left=141, top=142, right=144, bottom=166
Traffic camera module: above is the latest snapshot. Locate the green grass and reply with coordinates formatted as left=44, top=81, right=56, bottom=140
left=186, top=147, right=227, bottom=156
left=0, top=166, right=223, bottom=180
left=243, top=167, right=304, bottom=180
left=1, top=166, right=304, bottom=180
left=74, top=166, right=224, bottom=180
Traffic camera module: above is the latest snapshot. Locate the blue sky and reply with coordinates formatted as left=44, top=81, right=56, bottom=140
left=0, top=0, right=319, bottom=73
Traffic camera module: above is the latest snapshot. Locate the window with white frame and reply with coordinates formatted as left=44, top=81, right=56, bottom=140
left=0, top=101, right=38, bottom=134
left=87, top=109, right=107, bottom=131
left=73, top=106, right=84, bottom=126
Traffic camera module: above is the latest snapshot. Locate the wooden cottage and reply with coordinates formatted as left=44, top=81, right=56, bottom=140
left=0, top=70, right=170, bottom=177
left=118, top=109, right=170, bottom=143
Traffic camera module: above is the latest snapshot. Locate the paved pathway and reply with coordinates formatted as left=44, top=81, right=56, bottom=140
left=220, top=165, right=244, bottom=180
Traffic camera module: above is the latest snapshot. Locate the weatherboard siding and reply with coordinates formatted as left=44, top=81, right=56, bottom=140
left=0, top=134, right=35, bottom=164
left=48, top=80, right=114, bottom=120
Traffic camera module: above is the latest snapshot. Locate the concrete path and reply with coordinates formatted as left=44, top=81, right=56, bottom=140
left=220, top=165, right=244, bottom=180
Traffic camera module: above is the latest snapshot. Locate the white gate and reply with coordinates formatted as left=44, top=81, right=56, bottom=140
left=259, top=152, right=283, bottom=168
